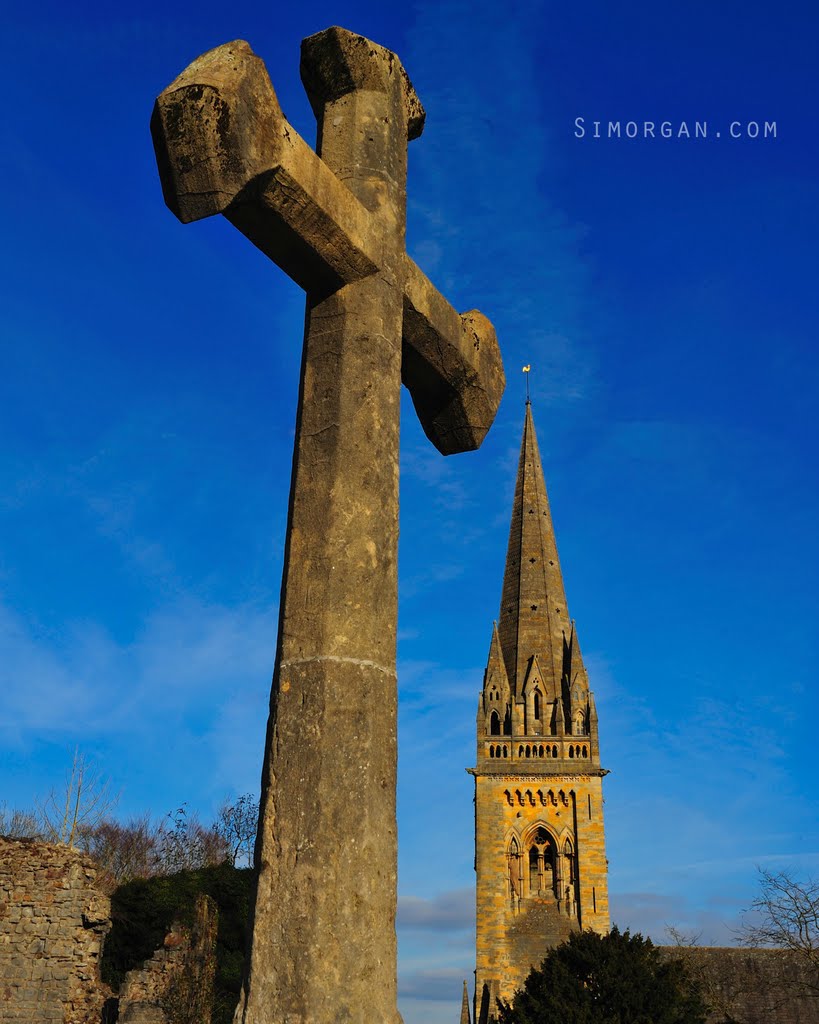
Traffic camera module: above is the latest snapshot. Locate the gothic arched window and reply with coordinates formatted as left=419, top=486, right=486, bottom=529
left=533, top=691, right=541, bottom=719
left=490, top=710, right=500, bottom=735
left=527, top=828, right=556, bottom=896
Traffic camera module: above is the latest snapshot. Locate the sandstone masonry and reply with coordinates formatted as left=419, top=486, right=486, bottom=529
left=0, top=838, right=217, bottom=1024
left=664, top=945, right=819, bottom=1024
left=118, top=894, right=217, bottom=1024
left=0, top=837, right=111, bottom=1024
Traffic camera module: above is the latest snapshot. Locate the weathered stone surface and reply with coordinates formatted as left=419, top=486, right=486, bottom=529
left=152, top=25, right=505, bottom=1024
left=660, top=946, right=819, bottom=1024
left=237, top=29, right=410, bottom=1024
left=0, top=837, right=112, bottom=1024
left=300, top=26, right=425, bottom=142
left=402, top=272, right=503, bottom=455
left=119, top=894, right=217, bottom=1024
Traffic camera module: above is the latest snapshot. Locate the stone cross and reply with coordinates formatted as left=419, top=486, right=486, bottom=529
left=152, top=27, right=504, bottom=1023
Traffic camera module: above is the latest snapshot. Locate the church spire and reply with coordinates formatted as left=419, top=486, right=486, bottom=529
left=460, top=980, right=471, bottom=1024
left=496, top=403, right=587, bottom=703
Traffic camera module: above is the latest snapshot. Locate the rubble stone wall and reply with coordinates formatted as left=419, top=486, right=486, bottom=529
left=0, top=837, right=111, bottom=1024
left=661, top=945, right=818, bottom=1024
left=118, top=894, right=217, bottom=1024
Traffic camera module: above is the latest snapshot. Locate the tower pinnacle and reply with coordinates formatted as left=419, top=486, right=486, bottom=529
left=460, top=980, right=471, bottom=1024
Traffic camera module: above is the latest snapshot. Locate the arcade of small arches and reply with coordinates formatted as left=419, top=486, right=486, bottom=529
left=486, top=742, right=588, bottom=760
left=504, top=787, right=570, bottom=809
left=507, top=824, right=576, bottom=912
left=487, top=706, right=588, bottom=737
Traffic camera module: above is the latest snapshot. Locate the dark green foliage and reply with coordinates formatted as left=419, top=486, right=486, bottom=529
left=497, top=926, right=708, bottom=1024
left=102, top=862, right=252, bottom=1024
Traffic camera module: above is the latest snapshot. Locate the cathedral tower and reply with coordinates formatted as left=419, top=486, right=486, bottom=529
left=471, top=402, right=609, bottom=1023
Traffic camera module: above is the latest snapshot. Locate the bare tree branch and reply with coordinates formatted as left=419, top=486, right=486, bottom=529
left=37, top=748, right=118, bottom=847
left=155, top=805, right=230, bottom=874
left=214, top=794, right=259, bottom=868
left=740, top=868, right=819, bottom=999
left=0, top=803, right=43, bottom=840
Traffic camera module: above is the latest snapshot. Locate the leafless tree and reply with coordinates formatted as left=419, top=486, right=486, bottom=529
left=77, top=814, right=160, bottom=883
left=155, top=805, right=229, bottom=874
left=215, top=793, right=259, bottom=867
left=665, top=926, right=748, bottom=1024
left=740, top=867, right=819, bottom=998
left=37, top=748, right=118, bottom=847
left=0, top=803, right=43, bottom=839
left=76, top=807, right=230, bottom=881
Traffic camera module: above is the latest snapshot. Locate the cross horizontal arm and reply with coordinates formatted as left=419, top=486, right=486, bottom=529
left=151, top=39, right=505, bottom=454
left=402, top=260, right=504, bottom=454
left=150, top=40, right=378, bottom=294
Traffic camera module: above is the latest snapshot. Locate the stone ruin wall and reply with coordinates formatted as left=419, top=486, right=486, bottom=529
left=0, top=837, right=111, bottom=1024
left=662, top=945, right=819, bottom=1024
left=117, top=894, right=216, bottom=1024
left=0, top=838, right=216, bottom=1024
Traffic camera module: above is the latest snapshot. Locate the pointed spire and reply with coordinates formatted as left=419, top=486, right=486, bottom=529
left=562, top=620, right=590, bottom=724
left=483, top=622, right=509, bottom=696
left=479, top=621, right=511, bottom=738
left=460, top=980, right=471, bottom=1024
left=496, top=403, right=586, bottom=703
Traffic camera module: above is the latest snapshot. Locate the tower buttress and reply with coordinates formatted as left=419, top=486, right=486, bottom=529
left=470, top=403, right=610, bottom=1021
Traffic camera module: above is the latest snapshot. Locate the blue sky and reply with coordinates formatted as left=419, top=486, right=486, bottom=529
left=2, top=1, right=818, bottom=1021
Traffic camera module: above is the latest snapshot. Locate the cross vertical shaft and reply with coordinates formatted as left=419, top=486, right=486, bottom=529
left=150, top=26, right=505, bottom=1024
left=238, top=35, right=411, bottom=1024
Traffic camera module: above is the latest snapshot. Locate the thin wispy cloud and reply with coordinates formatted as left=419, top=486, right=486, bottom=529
left=399, top=888, right=473, bottom=931
left=609, top=890, right=743, bottom=947
left=399, top=967, right=471, bottom=1001
left=0, top=597, right=275, bottom=811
